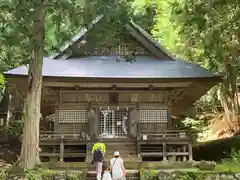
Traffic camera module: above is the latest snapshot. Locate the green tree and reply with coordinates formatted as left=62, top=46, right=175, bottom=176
left=0, top=0, right=84, bottom=169
left=0, top=0, right=138, bottom=170
left=171, top=0, right=240, bottom=132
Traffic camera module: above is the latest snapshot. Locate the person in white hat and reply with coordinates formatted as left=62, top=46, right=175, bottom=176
left=110, top=151, right=126, bottom=180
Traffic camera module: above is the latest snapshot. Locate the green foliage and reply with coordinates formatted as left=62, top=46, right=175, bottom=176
left=181, top=118, right=204, bottom=131
left=1, top=169, right=86, bottom=180
left=171, top=0, right=240, bottom=127
left=8, top=120, right=23, bottom=140
left=140, top=170, right=240, bottom=180
left=0, top=0, right=84, bottom=63
left=0, top=0, right=151, bottom=72
left=222, top=148, right=240, bottom=167
left=152, top=0, right=183, bottom=57
left=177, top=172, right=206, bottom=180
left=132, top=0, right=156, bottom=31
left=0, top=119, right=23, bottom=140
left=0, top=74, right=5, bottom=100
left=140, top=168, right=158, bottom=180
left=0, top=171, right=8, bottom=179
left=24, top=169, right=41, bottom=180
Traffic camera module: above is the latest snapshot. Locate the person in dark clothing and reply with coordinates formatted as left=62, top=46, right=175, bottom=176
left=93, top=148, right=104, bottom=180
left=93, top=148, right=104, bottom=162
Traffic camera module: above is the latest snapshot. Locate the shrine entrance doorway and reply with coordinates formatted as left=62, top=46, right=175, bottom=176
left=99, top=108, right=129, bottom=138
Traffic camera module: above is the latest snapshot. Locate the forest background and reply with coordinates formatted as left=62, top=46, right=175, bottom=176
left=0, top=0, right=239, bottom=169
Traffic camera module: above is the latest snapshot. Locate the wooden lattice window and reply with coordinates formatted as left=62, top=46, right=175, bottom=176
left=139, top=109, right=168, bottom=123
left=58, top=109, right=87, bottom=123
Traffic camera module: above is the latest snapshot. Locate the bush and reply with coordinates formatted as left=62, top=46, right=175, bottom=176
left=8, top=120, right=23, bottom=140
left=222, top=148, right=240, bottom=167
left=140, top=168, right=158, bottom=180
left=5, top=169, right=87, bottom=180
left=140, top=170, right=240, bottom=180
left=192, top=160, right=216, bottom=171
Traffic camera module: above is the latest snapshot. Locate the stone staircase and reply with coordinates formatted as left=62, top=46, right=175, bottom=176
left=87, top=138, right=141, bottom=179
left=104, top=138, right=138, bottom=161
left=87, top=170, right=140, bottom=180
left=87, top=138, right=140, bottom=163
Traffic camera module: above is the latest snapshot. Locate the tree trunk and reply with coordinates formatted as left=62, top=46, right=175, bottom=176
left=18, top=1, right=44, bottom=169
left=5, top=92, right=12, bottom=140
left=220, top=68, right=240, bottom=134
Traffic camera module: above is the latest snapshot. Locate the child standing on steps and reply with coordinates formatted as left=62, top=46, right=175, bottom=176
left=102, top=162, right=112, bottom=180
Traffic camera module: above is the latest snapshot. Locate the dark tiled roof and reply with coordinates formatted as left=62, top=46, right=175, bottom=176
left=4, top=56, right=218, bottom=79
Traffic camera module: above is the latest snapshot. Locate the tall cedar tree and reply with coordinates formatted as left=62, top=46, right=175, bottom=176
left=172, top=0, right=240, bottom=132
left=1, top=0, right=134, bottom=169
left=19, top=1, right=44, bottom=168
left=0, top=0, right=85, bottom=169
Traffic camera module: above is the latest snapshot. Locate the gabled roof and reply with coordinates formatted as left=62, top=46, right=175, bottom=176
left=3, top=16, right=223, bottom=117
left=126, top=20, right=175, bottom=60
left=50, top=15, right=104, bottom=59
left=4, top=56, right=220, bottom=79
left=50, top=15, right=175, bottom=60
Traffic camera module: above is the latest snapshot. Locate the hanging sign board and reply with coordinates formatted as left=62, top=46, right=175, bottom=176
left=117, top=121, right=122, bottom=126
left=143, top=134, right=148, bottom=140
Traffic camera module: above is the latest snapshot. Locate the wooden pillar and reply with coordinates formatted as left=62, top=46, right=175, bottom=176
left=54, top=106, right=59, bottom=132
left=167, top=106, right=172, bottom=130
left=5, top=90, right=13, bottom=140
left=54, top=89, right=60, bottom=132
left=87, top=107, right=97, bottom=141
left=53, top=102, right=59, bottom=155
left=177, top=147, right=181, bottom=161
left=130, top=108, right=140, bottom=138
left=85, top=142, right=89, bottom=163
left=183, top=145, right=187, bottom=161
left=163, top=141, right=167, bottom=161
left=136, top=124, right=140, bottom=156
left=60, top=136, right=64, bottom=162
left=172, top=147, right=176, bottom=161
left=188, top=143, right=193, bottom=161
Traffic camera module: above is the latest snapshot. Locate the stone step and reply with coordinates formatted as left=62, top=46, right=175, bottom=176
left=89, top=143, right=137, bottom=158
left=104, top=151, right=137, bottom=156
left=106, top=148, right=136, bottom=152
left=104, top=155, right=138, bottom=160
left=98, top=138, right=136, bottom=143
left=87, top=160, right=140, bottom=170
left=105, top=142, right=136, bottom=146
left=106, top=146, right=136, bottom=149
left=87, top=170, right=140, bottom=180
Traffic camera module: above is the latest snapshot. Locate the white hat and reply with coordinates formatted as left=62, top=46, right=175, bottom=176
left=114, top=151, right=120, bottom=156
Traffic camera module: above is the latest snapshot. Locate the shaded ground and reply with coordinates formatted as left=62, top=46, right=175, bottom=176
left=0, top=137, right=20, bottom=169
left=193, top=135, right=240, bottom=161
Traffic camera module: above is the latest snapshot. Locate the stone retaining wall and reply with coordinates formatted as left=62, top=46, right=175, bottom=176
left=2, top=170, right=240, bottom=180
left=1, top=171, right=86, bottom=180
left=140, top=171, right=240, bottom=180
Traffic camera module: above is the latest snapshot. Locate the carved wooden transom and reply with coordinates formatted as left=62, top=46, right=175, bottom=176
left=60, top=92, right=166, bottom=104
